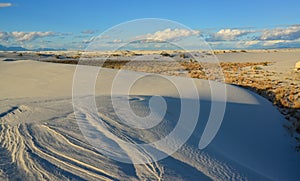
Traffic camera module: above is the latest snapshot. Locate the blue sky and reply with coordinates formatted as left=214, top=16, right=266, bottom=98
left=0, top=0, right=300, bottom=50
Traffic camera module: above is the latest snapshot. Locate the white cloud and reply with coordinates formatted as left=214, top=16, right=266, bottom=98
left=0, top=31, right=56, bottom=42
left=260, top=25, right=300, bottom=40
left=208, top=29, right=255, bottom=41
left=2, top=25, right=300, bottom=50
left=136, top=28, right=200, bottom=42
left=11, top=31, right=55, bottom=42
left=260, top=38, right=300, bottom=47
left=230, top=25, right=300, bottom=48
left=0, top=3, right=12, bottom=7
left=237, top=38, right=300, bottom=48
left=261, top=40, right=286, bottom=46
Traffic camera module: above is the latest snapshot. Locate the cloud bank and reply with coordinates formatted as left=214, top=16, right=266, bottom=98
left=206, top=25, right=300, bottom=49
left=259, top=25, right=300, bottom=40
left=1, top=25, right=300, bottom=50
left=207, top=29, right=255, bottom=41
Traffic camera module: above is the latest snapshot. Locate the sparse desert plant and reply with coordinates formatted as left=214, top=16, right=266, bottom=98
left=160, top=51, right=170, bottom=57
left=189, top=58, right=194, bottom=62
left=252, top=66, right=261, bottom=70
left=179, top=53, right=190, bottom=59
left=262, top=62, right=268, bottom=66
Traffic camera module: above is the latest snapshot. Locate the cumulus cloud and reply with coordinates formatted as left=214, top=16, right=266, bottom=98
left=136, top=28, right=200, bottom=42
left=207, top=29, right=255, bottom=41
left=11, top=31, right=55, bottom=42
left=2, top=25, right=300, bottom=50
left=0, top=3, right=12, bottom=7
left=0, top=31, right=56, bottom=42
left=259, top=25, right=300, bottom=40
left=229, top=25, right=300, bottom=48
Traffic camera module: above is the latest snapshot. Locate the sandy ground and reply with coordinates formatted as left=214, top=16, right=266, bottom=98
left=0, top=50, right=300, bottom=180
left=24, top=49, right=300, bottom=138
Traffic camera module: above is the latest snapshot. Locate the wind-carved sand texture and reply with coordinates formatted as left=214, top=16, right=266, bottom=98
left=0, top=49, right=300, bottom=180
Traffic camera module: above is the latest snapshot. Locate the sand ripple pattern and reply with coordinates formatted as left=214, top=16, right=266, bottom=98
left=0, top=97, right=259, bottom=180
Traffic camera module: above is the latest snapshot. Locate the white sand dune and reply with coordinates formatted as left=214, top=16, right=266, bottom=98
left=0, top=57, right=299, bottom=180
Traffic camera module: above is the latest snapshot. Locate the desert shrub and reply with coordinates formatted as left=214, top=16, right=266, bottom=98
left=160, top=51, right=170, bottom=57
left=179, top=53, right=190, bottom=59
left=252, top=66, right=262, bottom=70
